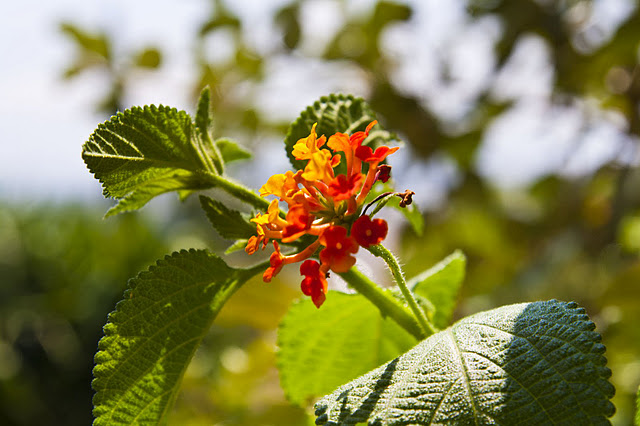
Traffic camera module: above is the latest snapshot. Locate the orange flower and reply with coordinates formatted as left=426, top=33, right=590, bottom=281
left=246, top=121, right=403, bottom=308
left=327, top=173, right=363, bottom=202
left=263, top=242, right=285, bottom=282
left=282, top=204, right=312, bottom=242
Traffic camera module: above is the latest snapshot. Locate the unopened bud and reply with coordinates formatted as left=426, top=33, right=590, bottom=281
left=374, top=164, right=392, bottom=183
left=397, top=190, right=414, bottom=208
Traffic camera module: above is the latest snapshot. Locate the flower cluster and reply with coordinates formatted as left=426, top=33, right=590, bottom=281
left=246, top=121, right=401, bottom=308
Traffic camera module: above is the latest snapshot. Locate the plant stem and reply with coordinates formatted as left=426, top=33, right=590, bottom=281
left=203, top=172, right=270, bottom=210
left=367, top=244, right=436, bottom=337
left=339, top=268, right=427, bottom=340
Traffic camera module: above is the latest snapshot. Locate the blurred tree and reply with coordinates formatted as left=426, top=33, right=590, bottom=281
left=60, top=22, right=163, bottom=114
left=0, top=204, right=169, bottom=425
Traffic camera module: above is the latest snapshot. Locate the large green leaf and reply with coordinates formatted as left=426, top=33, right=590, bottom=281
left=315, top=300, right=615, bottom=425
left=92, top=249, right=263, bottom=425
left=410, top=250, right=466, bottom=330
left=278, top=291, right=418, bottom=406
left=283, top=94, right=397, bottom=172
left=82, top=103, right=221, bottom=217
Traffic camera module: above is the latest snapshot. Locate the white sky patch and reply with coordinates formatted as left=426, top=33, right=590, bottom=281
left=253, top=55, right=369, bottom=123
left=0, top=0, right=206, bottom=201
left=299, top=0, right=345, bottom=56
left=382, top=2, right=500, bottom=122
left=389, top=146, right=461, bottom=211
left=572, top=0, right=637, bottom=52
left=491, top=34, right=554, bottom=101
left=475, top=100, right=584, bottom=189
left=562, top=118, right=637, bottom=177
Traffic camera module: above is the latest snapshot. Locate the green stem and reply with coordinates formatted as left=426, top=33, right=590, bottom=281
left=339, top=268, right=426, bottom=340
left=203, top=172, right=270, bottom=211
left=367, top=244, right=436, bottom=337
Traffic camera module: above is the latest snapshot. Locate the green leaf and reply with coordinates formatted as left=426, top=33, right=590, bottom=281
left=134, top=47, right=161, bottom=69
left=195, top=87, right=224, bottom=174
left=275, top=3, right=302, bottom=50
left=636, top=384, right=640, bottom=426
left=92, top=249, right=263, bottom=425
left=278, top=291, right=418, bottom=406
left=199, top=195, right=256, bottom=240
left=82, top=104, right=220, bottom=216
left=402, top=202, right=424, bottom=236
left=225, top=239, right=249, bottom=254
left=315, top=300, right=615, bottom=425
left=283, top=94, right=397, bottom=172
left=215, top=138, right=252, bottom=163
left=410, top=250, right=466, bottom=330
left=60, top=22, right=111, bottom=60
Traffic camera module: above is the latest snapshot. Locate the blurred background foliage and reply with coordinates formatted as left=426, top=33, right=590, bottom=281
left=2, top=0, right=640, bottom=424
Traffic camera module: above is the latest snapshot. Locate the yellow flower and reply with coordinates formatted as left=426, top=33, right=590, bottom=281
left=301, top=149, right=335, bottom=183
left=259, top=171, right=298, bottom=199
left=292, top=123, right=326, bottom=160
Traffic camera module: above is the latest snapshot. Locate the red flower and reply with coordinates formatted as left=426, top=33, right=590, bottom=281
left=355, top=145, right=399, bottom=164
left=348, top=120, right=377, bottom=147
left=352, top=215, right=388, bottom=248
left=319, top=226, right=358, bottom=273
left=300, top=259, right=328, bottom=308
left=327, top=173, right=364, bottom=201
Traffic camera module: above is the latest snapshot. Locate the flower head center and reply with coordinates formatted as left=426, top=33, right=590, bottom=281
left=246, top=121, right=403, bottom=308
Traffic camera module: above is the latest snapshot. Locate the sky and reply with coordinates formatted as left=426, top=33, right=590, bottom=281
left=0, top=0, right=637, bottom=206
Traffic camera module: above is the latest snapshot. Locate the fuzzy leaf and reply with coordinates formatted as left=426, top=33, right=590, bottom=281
left=215, top=138, right=252, bottom=163
left=284, top=94, right=397, bottom=172
left=199, top=195, right=256, bottom=240
left=315, top=300, right=615, bottom=425
left=92, top=249, right=261, bottom=425
left=278, top=291, right=417, bottom=406
left=399, top=202, right=424, bottom=236
left=410, top=250, right=466, bottom=330
left=82, top=104, right=220, bottom=216
left=195, top=87, right=224, bottom=174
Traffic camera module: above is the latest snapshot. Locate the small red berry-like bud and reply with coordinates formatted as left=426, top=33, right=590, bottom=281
left=300, top=259, right=328, bottom=308
left=352, top=215, right=388, bottom=248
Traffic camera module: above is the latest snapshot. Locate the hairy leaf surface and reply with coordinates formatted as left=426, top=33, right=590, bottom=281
left=315, top=300, right=615, bottom=425
left=278, top=291, right=417, bottom=406
left=92, top=249, right=262, bottom=425
left=283, top=94, right=397, bottom=172
left=82, top=104, right=220, bottom=216
left=410, top=250, right=466, bottom=330
left=199, top=195, right=255, bottom=240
